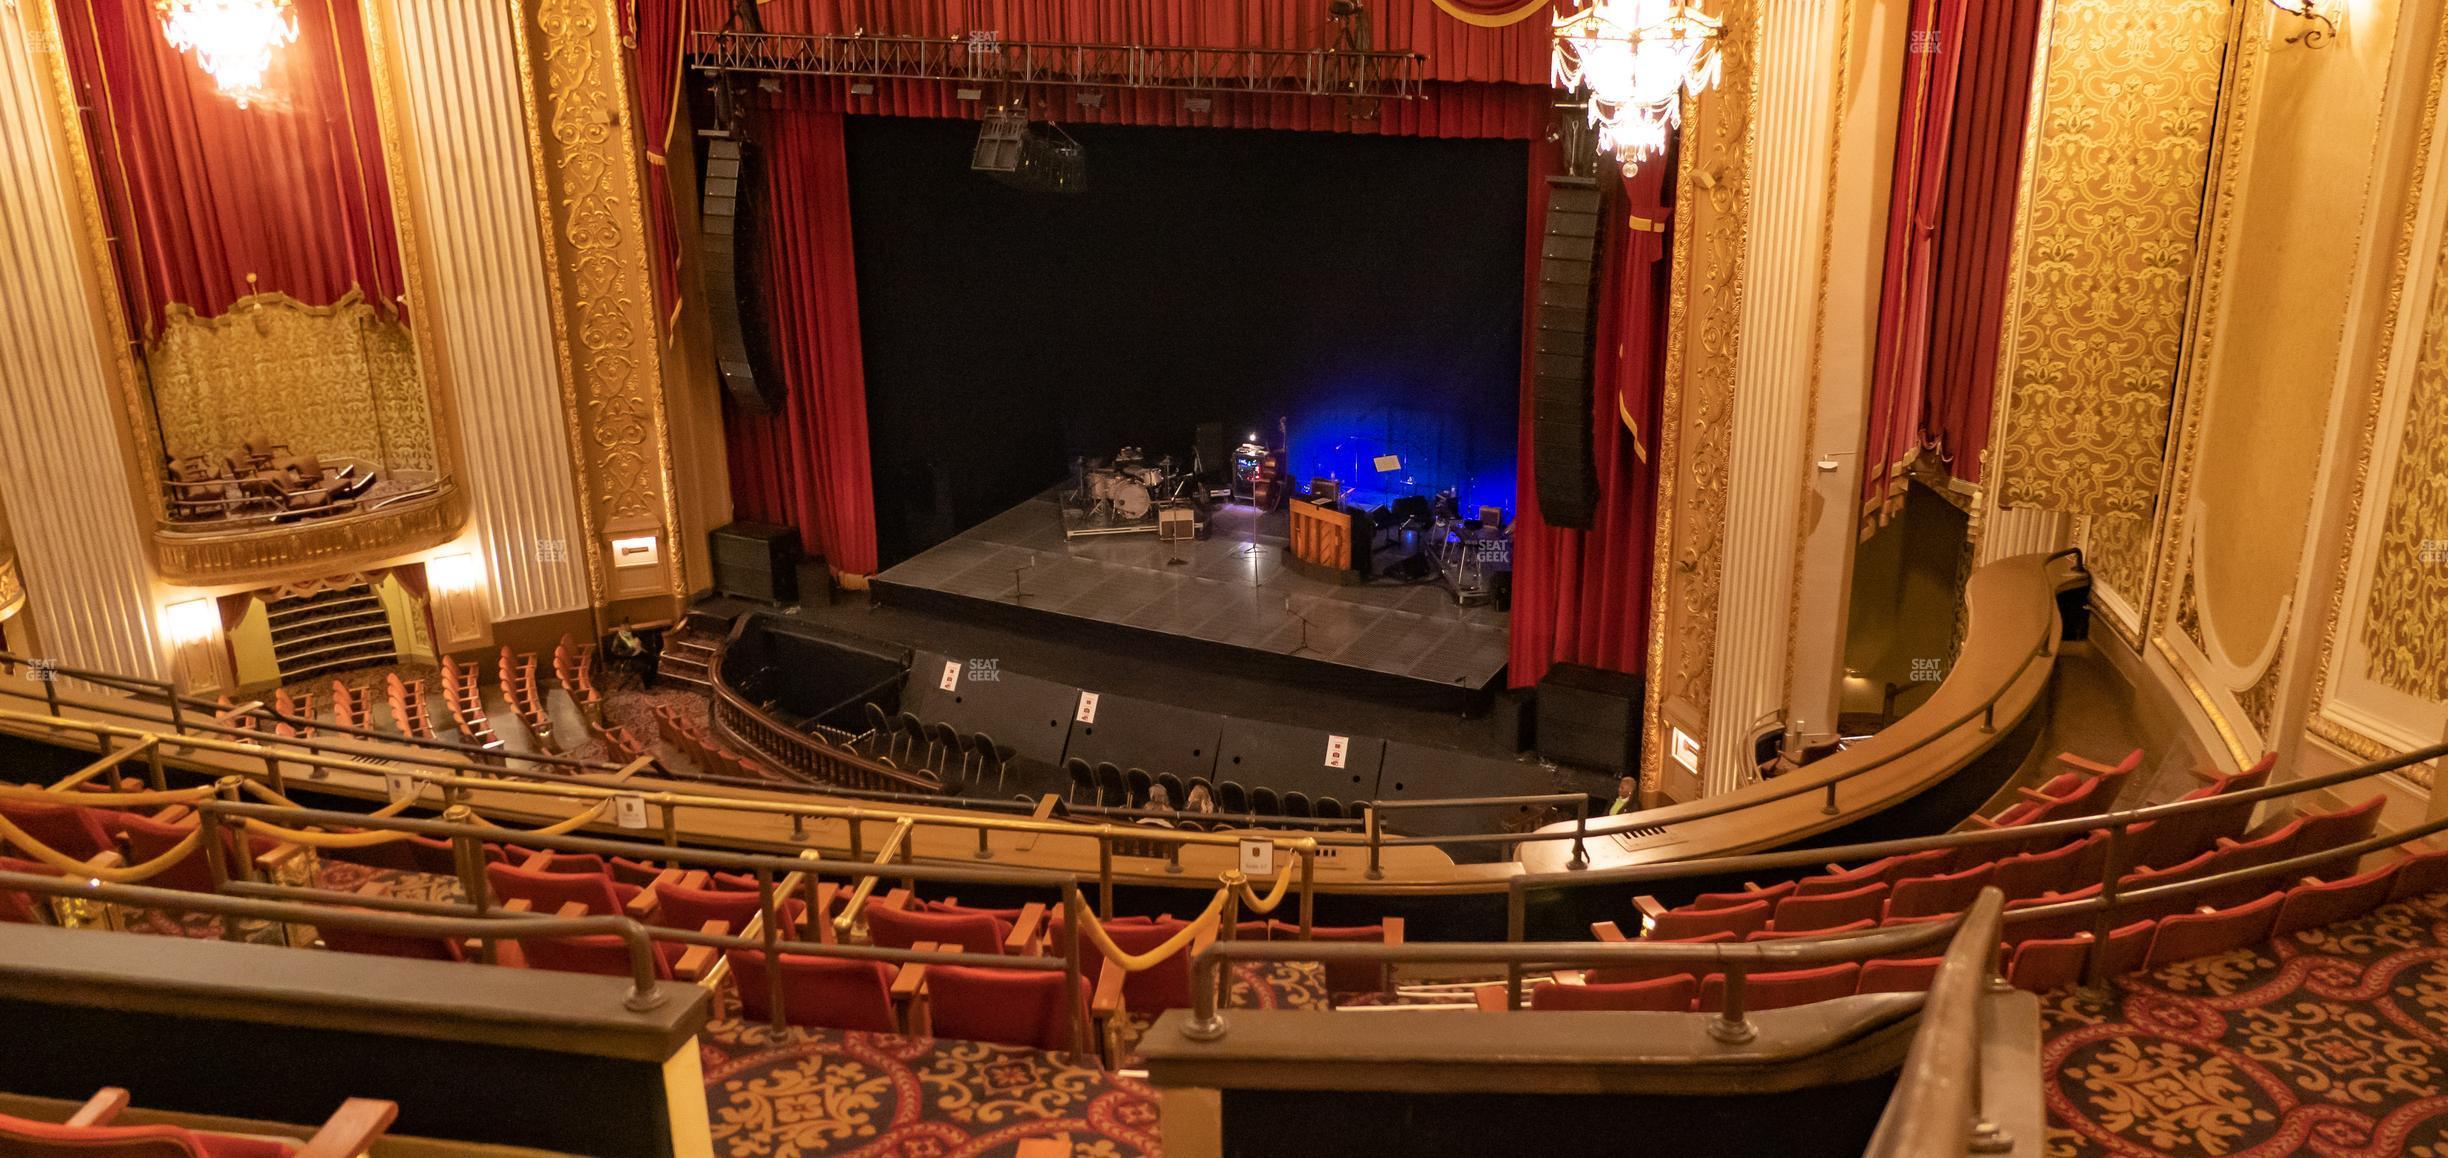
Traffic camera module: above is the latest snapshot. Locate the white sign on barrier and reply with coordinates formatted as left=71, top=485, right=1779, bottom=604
left=384, top=772, right=416, bottom=803
left=939, top=660, right=962, bottom=691
left=1076, top=691, right=1100, bottom=724
left=614, top=793, right=649, bottom=830
left=1324, top=735, right=1349, bottom=769
left=1239, top=838, right=1275, bottom=877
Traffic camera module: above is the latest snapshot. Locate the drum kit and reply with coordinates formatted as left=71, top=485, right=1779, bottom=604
left=1065, top=447, right=1210, bottom=538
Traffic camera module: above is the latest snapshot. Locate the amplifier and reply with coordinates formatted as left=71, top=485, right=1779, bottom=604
left=710, top=522, right=803, bottom=605
left=1537, top=663, right=1642, bottom=776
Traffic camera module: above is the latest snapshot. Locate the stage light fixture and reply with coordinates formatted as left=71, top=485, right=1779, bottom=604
left=1077, top=90, right=1105, bottom=108
left=155, top=0, right=297, bottom=107
left=1551, top=0, right=1724, bottom=168
left=1185, top=96, right=1214, bottom=113
left=850, top=81, right=877, bottom=95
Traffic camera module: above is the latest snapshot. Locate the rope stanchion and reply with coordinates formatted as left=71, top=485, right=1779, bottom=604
left=0, top=781, right=218, bottom=808
left=461, top=798, right=615, bottom=838
left=1231, top=866, right=1298, bottom=917
left=1069, top=873, right=1241, bottom=974
left=0, top=812, right=201, bottom=882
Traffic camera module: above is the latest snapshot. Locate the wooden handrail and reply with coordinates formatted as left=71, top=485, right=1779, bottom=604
left=1864, top=889, right=2008, bottom=1156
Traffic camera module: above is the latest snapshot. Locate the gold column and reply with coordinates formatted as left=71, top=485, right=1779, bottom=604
left=509, top=0, right=688, bottom=615
left=1642, top=0, right=1758, bottom=799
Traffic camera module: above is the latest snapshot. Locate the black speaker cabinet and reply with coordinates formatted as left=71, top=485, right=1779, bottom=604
left=1537, top=663, right=1642, bottom=777
left=1489, top=687, right=1536, bottom=753
left=710, top=522, right=802, bottom=604
left=1531, top=177, right=1605, bottom=529
left=701, top=134, right=782, bottom=415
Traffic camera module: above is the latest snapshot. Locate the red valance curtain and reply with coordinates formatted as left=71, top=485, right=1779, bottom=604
left=1861, top=0, right=2042, bottom=529
left=720, top=106, right=880, bottom=575
left=1508, top=147, right=1669, bottom=688
left=55, top=0, right=406, bottom=336
left=683, top=0, right=1548, bottom=85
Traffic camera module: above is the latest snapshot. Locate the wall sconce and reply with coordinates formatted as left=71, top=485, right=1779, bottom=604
left=2269, top=0, right=2339, bottom=47
left=161, top=597, right=230, bottom=694
left=426, top=551, right=482, bottom=595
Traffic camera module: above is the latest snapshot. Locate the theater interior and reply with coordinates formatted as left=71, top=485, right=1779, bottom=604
left=4, top=0, right=2448, bottom=1154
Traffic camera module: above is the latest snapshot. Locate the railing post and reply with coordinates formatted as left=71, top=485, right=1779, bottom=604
left=145, top=739, right=167, bottom=792
left=1297, top=846, right=1315, bottom=940
left=789, top=812, right=808, bottom=843
left=1821, top=781, right=1839, bottom=816
left=1364, top=806, right=1384, bottom=881
left=264, top=751, right=287, bottom=799
left=848, top=815, right=864, bottom=861
left=1063, top=890, right=1094, bottom=1059
left=1164, top=837, right=1183, bottom=875
left=1504, top=880, right=1527, bottom=1010
left=1568, top=800, right=1590, bottom=870
left=660, top=800, right=682, bottom=869
left=1709, top=962, right=1755, bottom=1045
left=974, top=822, right=993, bottom=860
left=756, top=868, right=788, bottom=1038
left=448, top=806, right=496, bottom=965
left=2082, top=822, right=2131, bottom=992
left=1980, top=702, right=1996, bottom=735
left=1097, top=836, right=1115, bottom=919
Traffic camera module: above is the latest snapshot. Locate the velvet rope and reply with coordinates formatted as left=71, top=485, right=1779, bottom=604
left=0, top=813, right=202, bottom=883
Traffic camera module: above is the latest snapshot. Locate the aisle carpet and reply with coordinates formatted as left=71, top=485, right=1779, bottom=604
left=2043, top=891, right=2448, bottom=1157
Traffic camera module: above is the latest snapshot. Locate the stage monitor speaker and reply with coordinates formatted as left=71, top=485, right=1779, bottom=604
left=1193, top=421, right=1228, bottom=484
left=1062, top=690, right=1224, bottom=783
left=1214, top=718, right=1385, bottom=806
left=899, top=651, right=1078, bottom=766
left=700, top=134, right=781, bottom=414
left=1489, top=688, right=1535, bottom=753
left=1537, top=663, right=1642, bottom=777
left=709, top=521, right=802, bottom=605
left=1376, top=742, right=1545, bottom=839
left=1532, top=176, right=1604, bottom=529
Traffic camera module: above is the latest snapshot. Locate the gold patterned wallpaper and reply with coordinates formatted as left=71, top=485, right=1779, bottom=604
left=149, top=292, right=437, bottom=473
left=1642, top=0, right=1755, bottom=795
left=2359, top=224, right=2448, bottom=701
left=1995, top=0, right=2232, bottom=521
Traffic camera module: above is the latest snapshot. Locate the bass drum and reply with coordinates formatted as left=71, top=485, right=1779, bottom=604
left=1111, top=480, right=1154, bottom=520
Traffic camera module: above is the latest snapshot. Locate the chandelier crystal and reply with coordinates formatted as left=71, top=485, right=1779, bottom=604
left=156, top=0, right=298, bottom=107
left=1552, top=0, right=1724, bottom=167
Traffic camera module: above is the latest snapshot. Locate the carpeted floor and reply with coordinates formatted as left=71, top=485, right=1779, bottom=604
left=2042, top=890, right=2448, bottom=1157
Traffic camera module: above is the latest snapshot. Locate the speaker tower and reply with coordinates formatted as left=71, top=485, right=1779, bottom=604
left=700, top=134, right=782, bottom=414
left=1531, top=176, right=1604, bottom=529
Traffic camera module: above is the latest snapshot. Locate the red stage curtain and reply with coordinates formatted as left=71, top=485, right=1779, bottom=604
left=56, top=0, right=406, bottom=335
left=720, top=107, right=879, bottom=575
left=1861, top=0, right=2041, bottom=528
left=694, top=77, right=1546, bottom=140
left=1507, top=149, right=1670, bottom=688
left=628, top=0, right=690, bottom=330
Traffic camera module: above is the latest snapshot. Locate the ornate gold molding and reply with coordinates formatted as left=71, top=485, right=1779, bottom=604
left=1642, top=0, right=1756, bottom=795
left=508, top=0, right=687, bottom=609
left=1993, top=0, right=2231, bottom=521
left=0, top=552, right=23, bottom=623
left=150, top=290, right=436, bottom=473
left=2305, top=6, right=2448, bottom=769
left=154, top=487, right=467, bottom=585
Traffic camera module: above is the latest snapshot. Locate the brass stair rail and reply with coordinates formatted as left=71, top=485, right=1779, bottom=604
left=1864, top=889, right=2011, bottom=1156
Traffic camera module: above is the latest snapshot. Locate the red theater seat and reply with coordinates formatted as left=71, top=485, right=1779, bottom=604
left=0, top=1087, right=396, bottom=1158
left=1528, top=974, right=1696, bottom=1012
left=866, top=902, right=1019, bottom=957
left=1883, top=864, right=1995, bottom=921
left=1, top=855, right=48, bottom=923
left=2143, top=892, right=2284, bottom=970
left=726, top=948, right=900, bottom=1033
left=921, top=965, right=1091, bottom=1053
left=1994, top=837, right=2095, bottom=902
left=653, top=879, right=812, bottom=940
left=1685, top=880, right=1797, bottom=910
left=1273, top=919, right=1405, bottom=995
left=1771, top=884, right=1888, bottom=932
left=1697, top=963, right=1861, bottom=1013
left=2390, top=846, right=2448, bottom=901
left=1645, top=899, right=1770, bottom=941
left=1856, top=958, right=1944, bottom=994
left=2273, top=863, right=2400, bottom=938
left=0, top=800, right=124, bottom=865
left=1583, top=929, right=1734, bottom=986
left=2004, top=920, right=2154, bottom=992
left=1092, top=917, right=1205, bottom=1014
left=519, top=932, right=680, bottom=980
left=484, top=862, right=642, bottom=918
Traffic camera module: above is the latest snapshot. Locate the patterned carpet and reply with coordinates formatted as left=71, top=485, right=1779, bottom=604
left=2043, top=891, right=2448, bottom=1157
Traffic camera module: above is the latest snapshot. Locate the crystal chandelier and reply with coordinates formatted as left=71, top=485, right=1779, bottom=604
left=1552, top=0, right=1724, bottom=167
left=156, top=0, right=298, bottom=107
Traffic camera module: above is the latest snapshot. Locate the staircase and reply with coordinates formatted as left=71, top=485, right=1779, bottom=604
left=267, top=582, right=394, bottom=682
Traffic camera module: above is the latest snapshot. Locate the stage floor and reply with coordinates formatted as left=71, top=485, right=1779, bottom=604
left=872, top=490, right=1511, bottom=694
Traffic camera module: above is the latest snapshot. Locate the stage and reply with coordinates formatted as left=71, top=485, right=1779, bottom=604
left=870, top=488, right=1510, bottom=712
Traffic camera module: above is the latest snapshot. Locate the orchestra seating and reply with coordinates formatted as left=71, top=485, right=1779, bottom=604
left=383, top=671, right=435, bottom=739
left=652, top=703, right=763, bottom=780
left=553, top=634, right=603, bottom=721
left=328, top=681, right=371, bottom=731
left=0, top=1087, right=397, bottom=1157
left=436, top=657, right=500, bottom=749
left=496, top=647, right=555, bottom=751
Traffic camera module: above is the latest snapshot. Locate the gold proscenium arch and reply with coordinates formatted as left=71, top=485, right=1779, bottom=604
left=24, top=0, right=469, bottom=586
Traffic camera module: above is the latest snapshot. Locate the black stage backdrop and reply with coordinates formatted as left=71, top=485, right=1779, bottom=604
left=844, top=117, right=1527, bottom=565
